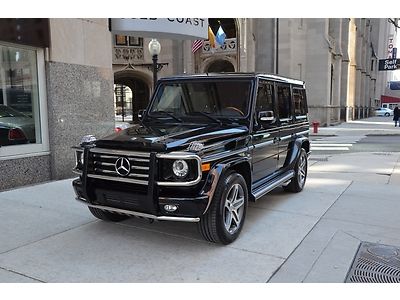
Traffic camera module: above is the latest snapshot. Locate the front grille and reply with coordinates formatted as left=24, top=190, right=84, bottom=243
left=87, top=148, right=151, bottom=185
left=102, top=191, right=139, bottom=207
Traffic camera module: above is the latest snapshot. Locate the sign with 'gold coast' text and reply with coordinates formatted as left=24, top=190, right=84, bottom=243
left=109, top=18, right=208, bottom=40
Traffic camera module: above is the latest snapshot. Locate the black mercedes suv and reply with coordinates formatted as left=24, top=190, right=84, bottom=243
left=72, top=73, right=310, bottom=244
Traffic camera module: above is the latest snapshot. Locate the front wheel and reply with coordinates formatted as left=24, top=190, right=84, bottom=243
left=199, top=171, right=248, bottom=244
left=283, top=148, right=308, bottom=193
left=385, top=112, right=390, bottom=117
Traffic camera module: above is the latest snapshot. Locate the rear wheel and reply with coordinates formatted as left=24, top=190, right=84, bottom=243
left=88, top=207, right=129, bottom=222
left=283, top=148, right=308, bottom=193
left=385, top=112, right=390, bottom=117
left=199, top=171, right=248, bottom=244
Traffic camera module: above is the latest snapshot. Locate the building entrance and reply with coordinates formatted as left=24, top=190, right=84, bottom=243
left=206, top=60, right=235, bottom=72
left=114, top=71, right=150, bottom=125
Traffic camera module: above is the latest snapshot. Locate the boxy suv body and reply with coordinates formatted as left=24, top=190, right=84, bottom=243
left=72, top=73, right=310, bottom=244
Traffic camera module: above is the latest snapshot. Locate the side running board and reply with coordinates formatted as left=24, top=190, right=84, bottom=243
left=252, top=171, right=294, bottom=200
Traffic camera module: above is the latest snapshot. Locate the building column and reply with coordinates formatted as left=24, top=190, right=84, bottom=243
left=254, top=18, right=275, bottom=73
left=340, top=19, right=350, bottom=121
left=347, top=18, right=357, bottom=121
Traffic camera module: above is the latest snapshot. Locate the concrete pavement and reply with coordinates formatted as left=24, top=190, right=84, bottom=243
left=0, top=116, right=399, bottom=282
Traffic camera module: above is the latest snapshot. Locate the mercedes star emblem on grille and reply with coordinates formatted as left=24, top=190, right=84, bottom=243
left=115, top=157, right=131, bottom=176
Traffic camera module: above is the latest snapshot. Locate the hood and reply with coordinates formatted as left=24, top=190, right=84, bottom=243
left=95, top=123, right=249, bottom=152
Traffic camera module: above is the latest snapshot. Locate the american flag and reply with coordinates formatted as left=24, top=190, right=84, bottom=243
left=192, top=40, right=204, bottom=53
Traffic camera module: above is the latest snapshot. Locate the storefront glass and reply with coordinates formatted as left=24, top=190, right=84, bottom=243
left=0, top=44, right=41, bottom=148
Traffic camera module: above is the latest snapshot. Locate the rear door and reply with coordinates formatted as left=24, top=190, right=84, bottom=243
left=251, top=80, right=280, bottom=186
left=276, top=83, right=293, bottom=170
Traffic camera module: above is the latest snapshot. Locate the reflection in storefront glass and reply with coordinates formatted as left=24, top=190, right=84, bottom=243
left=0, top=44, right=41, bottom=147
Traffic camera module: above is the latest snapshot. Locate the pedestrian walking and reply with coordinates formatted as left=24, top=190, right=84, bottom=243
left=393, top=106, right=400, bottom=127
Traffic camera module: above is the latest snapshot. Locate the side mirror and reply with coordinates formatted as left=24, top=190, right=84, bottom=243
left=258, top=110, right=275, bottom=124
left=138, top=109, right=146, bottom=120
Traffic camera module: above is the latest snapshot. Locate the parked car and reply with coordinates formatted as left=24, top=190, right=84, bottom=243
left=72, top=73, right=310, bottom=244
left=0, top=105, right=35, bottom=146
left=374, top=107, right=393, bottom=117
left=114, top=122, right=131, bottom=133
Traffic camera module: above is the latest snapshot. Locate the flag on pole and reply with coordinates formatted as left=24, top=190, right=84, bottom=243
left=192, top=39, right=204, bottom=53
left=208, top=26, right=216, bottom=48
left=215, top=25, right=226, bottom=47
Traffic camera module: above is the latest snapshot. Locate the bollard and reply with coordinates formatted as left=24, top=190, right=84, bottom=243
left=312, top=121, right=320, bottom=134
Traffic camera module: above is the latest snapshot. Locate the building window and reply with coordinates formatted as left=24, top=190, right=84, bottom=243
left=114, top=35, right=143, bottom=47
left=115, top=35, right=128, bottom=46
left=0, top=43, right=48, bottom=158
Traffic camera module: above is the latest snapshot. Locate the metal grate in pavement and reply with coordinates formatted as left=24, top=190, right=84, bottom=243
left=345, top=242, right=400, bottom=283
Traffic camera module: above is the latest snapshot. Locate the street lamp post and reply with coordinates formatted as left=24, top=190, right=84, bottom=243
left=148, top=38, right=161, bottom=90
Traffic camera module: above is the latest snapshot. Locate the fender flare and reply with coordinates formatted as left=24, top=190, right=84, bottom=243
left=200, top=156, right=251, bottom=215
left=286, top=137, right=310, bottom=168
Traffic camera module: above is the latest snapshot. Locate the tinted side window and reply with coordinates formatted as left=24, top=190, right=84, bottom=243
left=256, top=83, right=274, bottom=112
left=255, top=82, right=277, bottom=130
left=293, top=88, right=308, bottom=116
left=277, top=84, right=291, bottom=120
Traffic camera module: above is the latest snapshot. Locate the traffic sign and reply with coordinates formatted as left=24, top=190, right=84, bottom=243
left=378, top=58, right=400, bottom=71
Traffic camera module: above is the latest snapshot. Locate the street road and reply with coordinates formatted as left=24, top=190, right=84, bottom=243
left=311, top=134, right=400, bottom=155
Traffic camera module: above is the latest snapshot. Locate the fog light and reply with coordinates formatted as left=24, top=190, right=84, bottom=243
left=164, top=204, right=178, bottom=212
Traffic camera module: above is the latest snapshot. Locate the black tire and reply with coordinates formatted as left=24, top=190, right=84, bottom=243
left=88, top=206, right=129, bottom=222
left=385, top=112, right=390, bottom=117
left=199, top=171, right=248, bottom=245
left=283, top=148, right=308, bottom=193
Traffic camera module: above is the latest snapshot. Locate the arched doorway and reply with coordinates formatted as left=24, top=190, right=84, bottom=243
left=206, top=60, right=235, bottom=72
left=114, top=71, right=151, bottom=124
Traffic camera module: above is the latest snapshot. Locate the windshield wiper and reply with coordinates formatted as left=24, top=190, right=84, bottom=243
left=148, top=111, right=182, bottom=122
left=188, top=111, right=222, bottom=125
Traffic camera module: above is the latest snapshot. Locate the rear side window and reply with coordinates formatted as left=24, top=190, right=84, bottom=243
left=293, top=88, right=308, bottom=117
left=277, top=84, right=291, bottom=120
left=256, top=82, right=274, bottom=112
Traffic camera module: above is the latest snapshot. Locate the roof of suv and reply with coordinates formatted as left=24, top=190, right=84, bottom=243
left=159, top=72, right=305, bottom=86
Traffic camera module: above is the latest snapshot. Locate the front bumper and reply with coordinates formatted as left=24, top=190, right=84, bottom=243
left=72, top=178, right=209, bottom=222
left=75, top=196, right=200, bottom=222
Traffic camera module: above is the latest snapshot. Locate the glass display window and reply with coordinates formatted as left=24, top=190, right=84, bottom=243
left=0, top=42, right=49, bottom=158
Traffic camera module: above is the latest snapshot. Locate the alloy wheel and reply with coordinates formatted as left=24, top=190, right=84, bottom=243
left=297, top=152, right=307, bottom=187
left=223, top=183, right=245, bottom=234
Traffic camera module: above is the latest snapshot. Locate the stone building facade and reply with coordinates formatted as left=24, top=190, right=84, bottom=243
left=112, top=18, right=398, bottom=127
left=0, top=19, right=114, bottom=190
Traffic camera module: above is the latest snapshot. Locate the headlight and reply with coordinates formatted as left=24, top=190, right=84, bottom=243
left=172, top=159, right=189, bottom=178
left=80, top=134, right=96, bottom=146
left=79, top=152, right=84, bottom=165
left=74, top=150, right=84, bottom=170
left=158, top=154, right=202, bottom=185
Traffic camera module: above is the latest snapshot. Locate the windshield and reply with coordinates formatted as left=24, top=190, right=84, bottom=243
left=147, top=79, right=252, bottom=123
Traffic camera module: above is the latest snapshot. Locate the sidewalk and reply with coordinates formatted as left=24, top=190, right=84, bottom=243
left=271, top=116, right=400, bottom=282
left=0, top=117, right=399, bottom=283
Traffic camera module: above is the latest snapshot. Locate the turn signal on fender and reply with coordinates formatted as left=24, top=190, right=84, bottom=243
left=201, top=163, right=211, bottom=172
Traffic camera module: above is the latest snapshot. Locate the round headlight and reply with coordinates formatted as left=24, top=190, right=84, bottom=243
left=172, top=160, right=189, bottom=178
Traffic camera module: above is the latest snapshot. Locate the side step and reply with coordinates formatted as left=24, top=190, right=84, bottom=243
left=252, top=171, right=294, bottom=200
